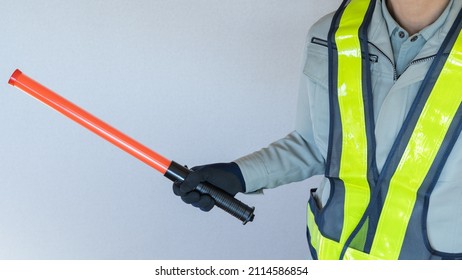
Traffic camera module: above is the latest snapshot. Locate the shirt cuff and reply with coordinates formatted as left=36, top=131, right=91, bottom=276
left=234, top=153, right=269, bottom=193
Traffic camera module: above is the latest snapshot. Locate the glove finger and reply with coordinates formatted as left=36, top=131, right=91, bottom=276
left=172, top=183, right=183, bottom=196
left=192, top=195, right=215, bottom=212
left=181, top=190, right=201, bottom=204
left=180, top=170, right=207, bottom=193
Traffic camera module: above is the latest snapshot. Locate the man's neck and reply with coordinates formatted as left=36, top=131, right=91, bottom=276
left=386, top=0, right=450, bottom=34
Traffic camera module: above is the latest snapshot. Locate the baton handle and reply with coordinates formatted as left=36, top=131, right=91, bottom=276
left=165, top=161, right=255, bottom=224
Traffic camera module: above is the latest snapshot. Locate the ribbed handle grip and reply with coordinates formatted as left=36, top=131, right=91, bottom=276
left=195, top=181, right=255, bottom=224
left=165, top=161, right=255, bottom=224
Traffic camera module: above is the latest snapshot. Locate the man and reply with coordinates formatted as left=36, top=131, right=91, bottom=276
left=173, top=0, right=462, bottom=259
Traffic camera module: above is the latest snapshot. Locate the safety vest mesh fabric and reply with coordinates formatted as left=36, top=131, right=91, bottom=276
left=307, top=0, right=462, bottom=260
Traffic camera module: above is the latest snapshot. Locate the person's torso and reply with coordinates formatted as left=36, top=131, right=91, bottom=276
left=303, top=0, right=462, bottom=256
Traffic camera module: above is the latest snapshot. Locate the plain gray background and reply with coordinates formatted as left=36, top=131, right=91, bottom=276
left=0, top=0, right=340, bottom=259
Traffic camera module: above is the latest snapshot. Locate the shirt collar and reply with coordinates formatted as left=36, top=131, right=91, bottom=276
left=381, top=0, right=454, bottom=41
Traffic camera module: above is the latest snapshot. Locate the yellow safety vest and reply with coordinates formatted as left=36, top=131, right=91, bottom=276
left=307, top=0, right=462, bottom=260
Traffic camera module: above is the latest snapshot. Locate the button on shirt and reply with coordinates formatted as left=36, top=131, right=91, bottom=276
left=381, top=0, right=454, bottom=76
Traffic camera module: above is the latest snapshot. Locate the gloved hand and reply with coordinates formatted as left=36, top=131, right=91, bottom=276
left=172, top=162, right=246, bottom=211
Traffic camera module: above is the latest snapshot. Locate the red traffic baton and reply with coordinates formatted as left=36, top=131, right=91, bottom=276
left=8, top=69, right=255, bottom=224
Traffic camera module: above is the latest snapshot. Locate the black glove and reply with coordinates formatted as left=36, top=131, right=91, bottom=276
left=172, top=162, right=246, bottom=211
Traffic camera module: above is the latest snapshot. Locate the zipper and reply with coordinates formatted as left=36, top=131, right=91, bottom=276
left=368, top=41, right=398, bottom=81
left=369, top=41, right=437, bottom=81
left=400, top=55, right=436, bottom=75
left=311, top=37, right=329, bottom=47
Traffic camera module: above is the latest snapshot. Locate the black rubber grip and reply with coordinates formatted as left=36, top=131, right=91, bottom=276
left=165, top=161, right=255, bottom=224
left=195, top=181, right=255, bottom=224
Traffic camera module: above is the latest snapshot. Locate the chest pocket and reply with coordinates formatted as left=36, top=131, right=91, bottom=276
left=304, top=37, right=381, bottom=88
left=303, top=37, right=329, bottom=88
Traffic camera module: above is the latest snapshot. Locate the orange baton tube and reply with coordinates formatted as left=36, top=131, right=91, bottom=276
left=9, top=69, right=171, bottom=174
left=8, top=69, right=255, bottom=224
